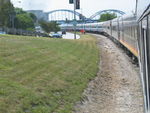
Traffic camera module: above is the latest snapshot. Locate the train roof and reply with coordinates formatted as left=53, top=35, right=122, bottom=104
left=136, top=0, right=150, bottom=20
left=121, top=14, right=136, bottom=21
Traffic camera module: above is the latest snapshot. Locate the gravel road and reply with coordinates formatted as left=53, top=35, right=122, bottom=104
left=74, top=34, right=144, bottom=113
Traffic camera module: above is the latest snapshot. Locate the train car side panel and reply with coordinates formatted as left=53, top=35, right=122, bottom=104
left=138, top=12, right=150, bottom=113
left=111, top=19, right=119, bottom=40
left=120, top=15, right=138, bottom=57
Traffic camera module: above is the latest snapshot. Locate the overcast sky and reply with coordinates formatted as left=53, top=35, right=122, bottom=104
left=11, top=0, right=136, bottom=17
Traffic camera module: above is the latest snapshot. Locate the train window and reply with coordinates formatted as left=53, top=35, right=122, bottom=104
left=143, top=27, right=149, bottom=110
left=138, top=22, right=143, bottom=63
left=148, top=15, right=150, bottom=62
left=143, top=16, right=150, bottom=110
left=148, top=15, right=150, bottom=94
left=140, top=17, right=149, bottom=110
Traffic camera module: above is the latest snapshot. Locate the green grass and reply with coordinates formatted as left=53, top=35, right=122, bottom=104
left=0, top=34, right=99, bottom=113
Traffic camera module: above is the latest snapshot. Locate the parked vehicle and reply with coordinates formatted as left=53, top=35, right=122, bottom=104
left=0, top=31, right=6, bottom=35
left=51, top=33, right=62, bottom=38
left=62, top=30, right=66, bottom=35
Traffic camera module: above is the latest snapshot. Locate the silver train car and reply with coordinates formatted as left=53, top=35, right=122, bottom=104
left=61, top=1, right=150, bottom=112
left=103, top=14, right=138, bottom=57
left=136, top=0, right=150, bottom=113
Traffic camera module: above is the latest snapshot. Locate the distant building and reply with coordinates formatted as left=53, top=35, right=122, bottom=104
left=26, top=10, right=49, bottom=21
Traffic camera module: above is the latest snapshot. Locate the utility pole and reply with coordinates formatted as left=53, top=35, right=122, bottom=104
left=73, top=0, right=76, bottom=39
left=69, top=0, right=80, bottom=39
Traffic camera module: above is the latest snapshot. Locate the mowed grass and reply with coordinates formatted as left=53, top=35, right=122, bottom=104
left=0, top=34, right=99, bottom=113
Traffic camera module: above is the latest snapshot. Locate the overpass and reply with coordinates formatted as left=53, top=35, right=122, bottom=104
left=45, top=9, right=93, bottom=24
left=27, top=9, right=125, bottom=24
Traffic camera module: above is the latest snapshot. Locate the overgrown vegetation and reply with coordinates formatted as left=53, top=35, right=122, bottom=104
left=99, top=13, right=117, bottom=22
left=0, top=34, right=99, bottom=113
left=0, top=0, right=36, bottom=31
left=14, top=8, right=36, bottom=31
left=40, top=21, right=60, bottom=33
left=0, top=0, right=15, bottom=27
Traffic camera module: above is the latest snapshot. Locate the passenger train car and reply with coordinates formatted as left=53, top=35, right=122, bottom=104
left=61, top=1, right=150, bottom=112
left=136, top=1, right=150, bottom=113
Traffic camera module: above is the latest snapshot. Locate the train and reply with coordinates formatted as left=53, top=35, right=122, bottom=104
left=61, top=0, right=150, bottom=113
left=137, top=1, right=150, bottom=113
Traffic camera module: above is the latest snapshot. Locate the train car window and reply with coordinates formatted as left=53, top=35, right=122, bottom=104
left=148, top=15, right=150, bottom=66
left=148, top=15, right=150, bottom=97
left=138, top=22, right=142, bottom=63
left=143, top=27, right=149, bottom=110
left=143, top=16, right=150, bottom=110
left=140, top=17, right=149, bottom=110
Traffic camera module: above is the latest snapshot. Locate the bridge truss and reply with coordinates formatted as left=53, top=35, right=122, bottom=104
left=45, top=9, right=125, bottom=23
left=89, top=9, right=125, bottom=20
left=46, top=9, right=87, bottom=23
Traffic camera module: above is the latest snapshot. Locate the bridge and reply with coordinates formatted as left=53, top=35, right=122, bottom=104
left=45, top=9, right=89, bottom=24
left=27, top=9, right=125, bottom=24
left=89, top=9, right=125, bottom=20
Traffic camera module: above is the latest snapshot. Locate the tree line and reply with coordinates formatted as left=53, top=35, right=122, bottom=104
left=98, top=13, right=117, bottom=22
left=0, top=0, right=36, bottom=31
left=0, top=0, right=60, bottom=33
left=0, top=0, right=116, bottom=33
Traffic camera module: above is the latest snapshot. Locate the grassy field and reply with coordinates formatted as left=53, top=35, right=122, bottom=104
left=0, top=34, right=99, bottom=113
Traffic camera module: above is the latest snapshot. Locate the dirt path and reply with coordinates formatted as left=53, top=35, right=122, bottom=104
left=74, top=34, right=144, bottom=113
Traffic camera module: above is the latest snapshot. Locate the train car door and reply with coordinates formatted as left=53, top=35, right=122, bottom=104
left=118, top=17, right=123, bottom=41
left=140, top=16, right=150, bottom=112
left=110, top=21, right=112, bottom=36
left=117, top=18, right=120, bottom=40
left=147, top=15, right=150, bottom=111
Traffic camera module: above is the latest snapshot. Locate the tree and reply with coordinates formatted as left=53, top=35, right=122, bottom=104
left=14, top=8, right=37, bottom=31
left=40, top=21, right=60, bottom=33
left=99, top=13, right=117, bottom=22
left=0, top=2, right=36, bottom=30
left=0, top=0, right=15, bottom=27
left=15, top=8, right=26, bottom=14
left=14, top=13, right=35, bottom=30
left=29, top=13, right=37, bottom=23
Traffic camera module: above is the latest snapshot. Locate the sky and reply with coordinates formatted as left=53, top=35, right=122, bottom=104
left=11, top=0, right=136, bottom=17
